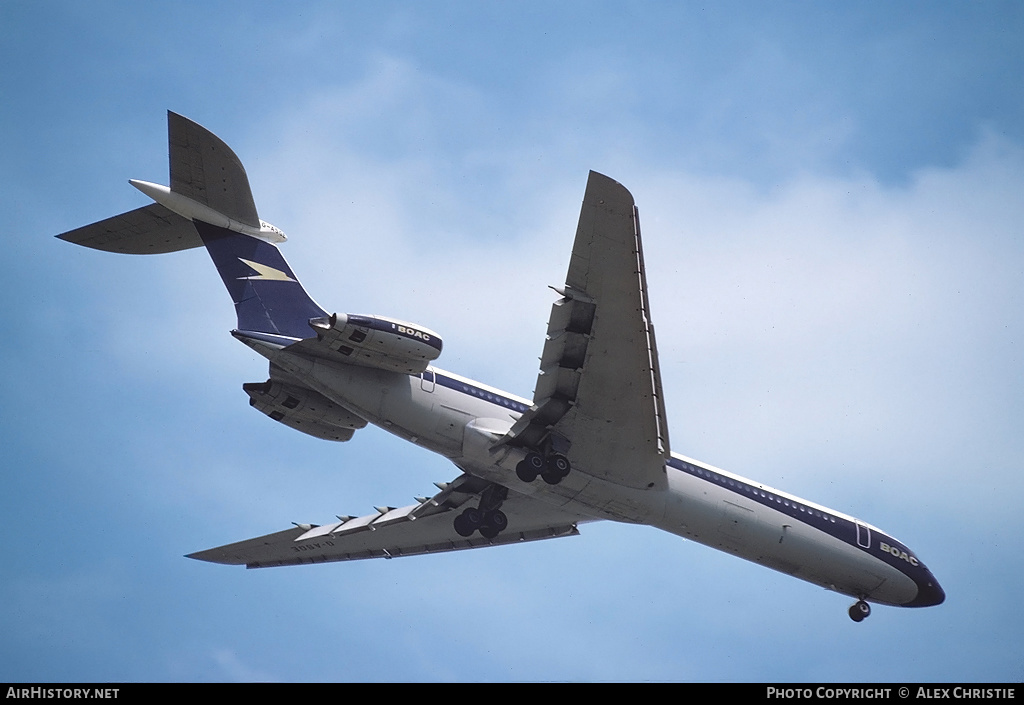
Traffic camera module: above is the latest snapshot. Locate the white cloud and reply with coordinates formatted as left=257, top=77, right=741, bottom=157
left=106, top=66, right=1024, bottom=522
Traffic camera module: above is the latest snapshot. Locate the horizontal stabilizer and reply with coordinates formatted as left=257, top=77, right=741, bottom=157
left=56, top=203, right=202, bottom=254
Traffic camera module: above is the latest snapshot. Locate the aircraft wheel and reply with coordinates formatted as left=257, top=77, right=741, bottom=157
left=454, top=507, right=484, bottom=537
left=548, top=453, right=571, bottom=479
left=479, top=525, right=500, bottom=539
left=848, top=600, right=871, bottom=622
left=516, top=460, right=538, bottom=483
left=476, top=510, right=508, bottom=540
left=453, top=513, right=474, bottom=537
left=486, top=509, right=508, bottom=532
left=541, top=468, right=563, bottom=485
left=462, top=507, right=483, bottom=530
left=517, top=452, right=544, bottom=482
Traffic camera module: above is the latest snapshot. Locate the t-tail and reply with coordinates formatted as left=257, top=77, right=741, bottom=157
left=57, top=111, right=325, bottom=341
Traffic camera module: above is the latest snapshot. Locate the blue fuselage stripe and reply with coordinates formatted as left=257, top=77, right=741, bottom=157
left=433, top=371, right=530, bottom=413
left=666, top=458, right=932, bottom=584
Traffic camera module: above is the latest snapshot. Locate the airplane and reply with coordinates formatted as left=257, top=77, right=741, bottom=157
left=58, top=111, right=944, bottom=622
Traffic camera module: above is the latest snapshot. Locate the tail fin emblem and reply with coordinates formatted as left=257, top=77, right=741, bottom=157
left=237, top=258, right=297, bottom=282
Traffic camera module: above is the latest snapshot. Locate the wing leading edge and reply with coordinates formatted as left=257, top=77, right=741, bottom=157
left=502, top=172, right=671, bottom=491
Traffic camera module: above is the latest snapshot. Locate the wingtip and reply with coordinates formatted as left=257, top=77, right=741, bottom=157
left=584, top=170, right=635, bottom=207
left=184, top=547, right=236, bottom=565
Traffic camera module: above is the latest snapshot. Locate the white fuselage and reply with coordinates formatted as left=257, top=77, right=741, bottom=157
left=260, top=340, right=940, bottom=609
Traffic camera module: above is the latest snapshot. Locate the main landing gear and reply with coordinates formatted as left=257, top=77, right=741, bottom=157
left=515, top=451, right=571, bottom=485
left=453, top=506, right=508, bottom=539
left=848, top=600, right=871, bottom=623
left=453, top=485, right=509, bottom=539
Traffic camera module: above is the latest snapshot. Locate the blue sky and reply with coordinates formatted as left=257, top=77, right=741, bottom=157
left=2, top=1, right=1023, bottom=682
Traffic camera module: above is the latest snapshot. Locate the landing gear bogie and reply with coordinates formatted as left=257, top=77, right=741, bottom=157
left=518, top=451, right=571, bottom=485
left=453, top=506, right=508, bottom=540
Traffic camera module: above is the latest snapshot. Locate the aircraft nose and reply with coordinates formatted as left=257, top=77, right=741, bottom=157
left=907, top=570, right=946, bottom=607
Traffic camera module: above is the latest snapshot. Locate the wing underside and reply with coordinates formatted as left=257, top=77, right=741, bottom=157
left=502, top=171, right=671, bottom=491
left=188, top=474, right=586, bottom=568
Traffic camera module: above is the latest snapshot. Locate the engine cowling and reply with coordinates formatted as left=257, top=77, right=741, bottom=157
left=309, top=313, right=442, bottom=374
left=243, top=379, right=367, bottom=442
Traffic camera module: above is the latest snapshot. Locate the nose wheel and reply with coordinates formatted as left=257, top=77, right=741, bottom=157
left=848, top=600, right=871, bottom=622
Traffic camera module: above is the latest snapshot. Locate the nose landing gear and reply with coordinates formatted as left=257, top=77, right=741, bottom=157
left=848, top=600, right=871, bottom=622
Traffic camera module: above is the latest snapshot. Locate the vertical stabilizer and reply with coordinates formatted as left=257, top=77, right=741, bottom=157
left=168, top=111, right=261, bottom=228
left=195, top=222, right=326, bottom=340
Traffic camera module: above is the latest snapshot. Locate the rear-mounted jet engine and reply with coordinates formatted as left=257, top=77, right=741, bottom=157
left=244, top=378, right=368, bottom=442
left=309, top=313, right=442, bottom=375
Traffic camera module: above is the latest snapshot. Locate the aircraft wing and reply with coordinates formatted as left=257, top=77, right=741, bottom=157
left=503, top=171, right=671, bottom=491
left=188, top=473, right=587, bottom=568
